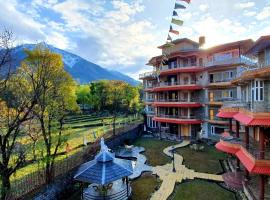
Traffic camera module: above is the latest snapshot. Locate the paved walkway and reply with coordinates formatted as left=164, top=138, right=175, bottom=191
left=151, top=141, right=224, bottom=200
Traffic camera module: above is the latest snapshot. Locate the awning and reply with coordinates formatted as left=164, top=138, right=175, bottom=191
left=233, top=112, right=270, bottom=126
left=215, top=140, right=270, bottom=175
left=217, top=111, right=238, bottom=119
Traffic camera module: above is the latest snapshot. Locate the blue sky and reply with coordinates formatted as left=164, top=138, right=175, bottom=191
left=0, top=0, right=270, bottom=79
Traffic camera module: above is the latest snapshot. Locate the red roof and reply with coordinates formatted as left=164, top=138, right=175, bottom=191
left=217, top=111, right=238, bottom=118
left=233, top=112, right=270, bottom=126
left=216, top=140, right=270, bottom=175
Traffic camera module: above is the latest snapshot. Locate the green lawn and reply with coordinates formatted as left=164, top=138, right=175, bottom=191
left=131, top=173, right=161, bottom=200
left=133, top=138, right=177, bottom=166
left=175, top=144, right=227, bottom=174
left=171, top=179, right=236, bottom=200
left=11, top=114, right=143, bottom=182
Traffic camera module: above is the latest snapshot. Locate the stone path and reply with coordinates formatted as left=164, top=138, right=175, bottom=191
left=150, top=141, right=224, bottom=200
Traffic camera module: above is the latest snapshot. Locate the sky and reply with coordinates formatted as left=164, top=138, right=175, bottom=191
left=0, top=0, right=270, bottom=80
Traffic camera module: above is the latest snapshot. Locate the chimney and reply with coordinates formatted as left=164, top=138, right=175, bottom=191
left=199, top=36, right=205, bottom=47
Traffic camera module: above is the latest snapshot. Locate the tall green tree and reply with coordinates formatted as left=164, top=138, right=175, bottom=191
left=21, top=46, right=79, bottom=184
left=76, top=84, right=91, bottom=111
left=0, top=30, right=40, bottom=199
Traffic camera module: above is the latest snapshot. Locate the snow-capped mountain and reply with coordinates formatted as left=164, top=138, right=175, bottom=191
left=7, top=43, right=140, bottom=86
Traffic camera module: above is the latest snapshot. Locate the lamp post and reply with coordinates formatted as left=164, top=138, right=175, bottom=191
left=171, top=146, right=176, bottom=172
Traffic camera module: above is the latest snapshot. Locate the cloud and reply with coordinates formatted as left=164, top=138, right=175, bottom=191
left=199, top=4, right=209, bottom=12
left=243, top=10, right=257, bottom=17
left=235, top=1, right=255, bottom=9
left=256, top=6, right=270, bottom=20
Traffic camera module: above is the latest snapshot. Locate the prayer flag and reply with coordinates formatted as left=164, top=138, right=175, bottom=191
left=173, top=10, right=178, bottom=17
left=171, top=18, right=184, bottom=26
left=175, top=3, right=186, bottom=9
left=167, top=34, right=172, bottom=41
left=177, top=0, right=191, bottom=4
left=169, top=25, right=179, bottom=35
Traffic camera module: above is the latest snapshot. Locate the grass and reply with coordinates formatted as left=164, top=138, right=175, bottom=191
left=131, top=173, right=161, bottom=200
left=175, top=144, right=227, bottom=174
left=133, top=138, right=177, bottom=166
left=171, top=179, right=236, bottom=200
left=10, top=114, right=143, bottom=182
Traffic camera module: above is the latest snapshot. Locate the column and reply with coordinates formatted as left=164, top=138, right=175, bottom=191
left=229, top=119, right=232, bottom=133
left=236, top=121, right=240, bottom=170
left=259, top=127, right=265, bottom=200
left=244, top=126, right=250, bottom=180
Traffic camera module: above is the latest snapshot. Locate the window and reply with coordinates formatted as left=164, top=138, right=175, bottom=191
left=251, top=80, right=264, bottom=101
left=222, top=90, right=233, bottom=98
left=209, top=109, right=214, bottom=120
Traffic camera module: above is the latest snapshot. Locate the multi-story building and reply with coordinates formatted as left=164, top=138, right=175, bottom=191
left=215, top=35, right=270, bottom=199
left=140, top=37, right=254, bottom=139
left=205, top=40, right=254, bottom=135
left=141, top=38, right=207, bottom=140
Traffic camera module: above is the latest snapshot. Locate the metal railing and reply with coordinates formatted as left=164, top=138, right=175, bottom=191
left=156, top=114, right=197, bottom=119
left=160, top=63, right=200, bottom=71
left=157, top=80, right=197, bottom=87
left=204, top=56, right=255, bottom=67
left=139, top=71, right=157, bottom=79
left=223, top=138, right=270, bottom=160
left=156, top=97, right=199, bottom=103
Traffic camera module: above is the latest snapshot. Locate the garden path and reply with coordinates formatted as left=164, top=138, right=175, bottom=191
left=150, top=141, right=224, bottom=200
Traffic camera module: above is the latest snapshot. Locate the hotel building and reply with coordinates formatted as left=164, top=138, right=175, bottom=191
left=215, top=36, right=270, bottom=200
left=140, top=37, right=253, bottom=139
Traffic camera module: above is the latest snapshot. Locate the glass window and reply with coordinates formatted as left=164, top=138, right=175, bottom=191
left=251, top=80, right=264, bottom=101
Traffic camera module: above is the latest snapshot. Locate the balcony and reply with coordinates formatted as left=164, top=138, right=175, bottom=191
left=144, top=98, right=154, bottom=103
left=153, top=98, right=202, bottom=108
left=153, top=81, right=203, bottom=92
left=153, top=114, right=202, bottom=125
left=216, top=138, right=270, bottom=175
left=205, top=55, right=255, bottom=67
left=159, top=64, right=203, bottom=75
left=139, top=71, right=157, bottom=79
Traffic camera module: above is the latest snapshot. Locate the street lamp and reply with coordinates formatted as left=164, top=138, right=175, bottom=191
left=171, top=146, right=176, bottom=172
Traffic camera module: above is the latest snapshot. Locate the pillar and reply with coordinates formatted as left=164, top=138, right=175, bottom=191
left=259, top=127, right=265, bottom=200
left=244, top=126, right=249, bottom=149
left=236, top=121, right=240, bottom=138
left=229, top=119, right=232, bottom=133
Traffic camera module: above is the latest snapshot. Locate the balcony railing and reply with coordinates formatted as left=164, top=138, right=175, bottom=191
left=156, top=114, right=197, bottom=119
left=204, top=55, right=255, bottom=67
left=156, top=97, right=199, bottom=103
left=161, top=63, right=200, bottom=71
left=139, top=71, right=157, bottom=79
left=210, top=97, right=238, bottom=102
left=157, top=80, right=197, bottom=87
left=209, top=77, right=236, bottom=83
left=223, top=137, right=270, bottom=160
left=221, top=99, right=250, bottom=109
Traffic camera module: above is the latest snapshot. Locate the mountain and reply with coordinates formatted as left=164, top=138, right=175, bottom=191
left=7, top=43, right=140, bottom=85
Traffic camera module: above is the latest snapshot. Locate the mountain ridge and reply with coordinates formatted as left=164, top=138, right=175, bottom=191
left=8, top=43, right=140, bottom=86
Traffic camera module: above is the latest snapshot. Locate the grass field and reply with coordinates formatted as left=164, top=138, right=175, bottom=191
left=175, top=145, right=227, bottom=174
left=10, top=114, right=142, bottom=182
left=131, top=173, right=161, bottom=200
left=171, top=180, right=236, bottom=200
left=133, top=138, right=177, bottom=166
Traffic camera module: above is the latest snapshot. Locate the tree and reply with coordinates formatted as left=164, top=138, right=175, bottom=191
left=89, top=80, right=109, bottom=112
left=0, top=30, right=39, bottom=199
left=21, top=46, right=79, bottom=184
left=76, top=84, right=91, bottom=111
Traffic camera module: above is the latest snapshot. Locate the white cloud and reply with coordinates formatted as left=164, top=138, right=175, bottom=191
left=199, top=4, right=209, bottom=12
left=256, top=6, right=270, bottom=20
left=243, top=10, right=257, bottom=17
left=235, top=1, right=255, bottom=9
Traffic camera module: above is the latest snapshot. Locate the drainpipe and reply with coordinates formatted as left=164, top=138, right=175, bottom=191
left=244, top=126, right=250, bottom=180
left=236, top=121, right=240, bottom=170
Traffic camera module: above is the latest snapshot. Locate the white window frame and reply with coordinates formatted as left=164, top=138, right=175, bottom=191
left=251, top=79, right=264, bottom=102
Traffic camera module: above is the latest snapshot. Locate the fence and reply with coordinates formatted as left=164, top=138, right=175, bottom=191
left=4, top=122, right=142, bottom=200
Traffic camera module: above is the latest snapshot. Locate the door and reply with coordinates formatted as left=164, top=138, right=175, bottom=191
left=209, top=92, right=214, bottom=102
left=181, top=125, right=190, bottom=137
